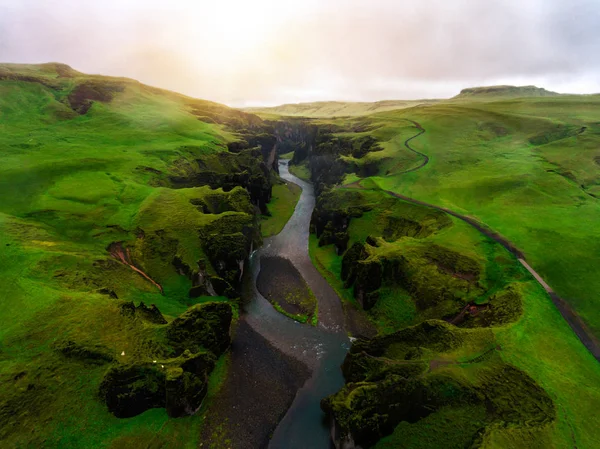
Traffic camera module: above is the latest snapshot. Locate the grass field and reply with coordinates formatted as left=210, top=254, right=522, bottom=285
left=288, top=160, right=312, bottom=181
left=369, top=96, right=600, bottom=338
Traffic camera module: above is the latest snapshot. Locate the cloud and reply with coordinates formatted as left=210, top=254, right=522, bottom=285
left=0, top=0, right=598, bottom=105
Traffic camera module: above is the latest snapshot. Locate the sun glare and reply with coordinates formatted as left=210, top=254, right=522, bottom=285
left=187, top=0, right=296, bottom=63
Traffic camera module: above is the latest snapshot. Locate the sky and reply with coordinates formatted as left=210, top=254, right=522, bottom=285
left=0, top=0, right=599, bottom=106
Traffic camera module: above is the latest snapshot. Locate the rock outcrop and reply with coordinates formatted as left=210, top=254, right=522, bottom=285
left=322, top=321, right=555, bottom=448
left=169, top=149, right=273, bottom=214
left=166, top=302, right=233, bottom=357
left=119, top=301, right=167, bottom=324
left=99, top=350, right=216, bottom=418
left=99, top=302, right=232, bottom=418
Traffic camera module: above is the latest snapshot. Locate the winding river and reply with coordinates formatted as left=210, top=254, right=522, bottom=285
left=244, top=159, right=349, bottom=448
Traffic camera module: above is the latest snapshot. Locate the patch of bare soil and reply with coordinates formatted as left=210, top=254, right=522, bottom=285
left=447, top=302, right=490, bottom=325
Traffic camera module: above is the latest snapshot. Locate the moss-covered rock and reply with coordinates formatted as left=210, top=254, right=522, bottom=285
left=199, top=213, right=260, bottom=296
left=166, top=302, right=232, bottom=357
left=310, top=190, right=372, bottom=238
left=208, top=276, right=237, bottom=298
left=341, top=242, right=368, bottom=286
left=169, top=149, right=273, bottom=214
left=165, top=351, right=216, bottom=417
left=461, top=284, right=523, bottom=328
left=322, top=373, right=478, bottom=448
left=342, top=351, right=427, bottom=383
left=324, top=320, right=556, bottom=448
left=99, top=364, right=166, bottom=418
left=118, top=301, right=167, bottom=324
left=354, top=260, right=383, bottom=310
left=424, top=244, right=481, bottom=280
left=99, top=350, right=216, bottom=418
left=189, top=188, right=254, bottom=216
left=136, top=302, right=168, bottom=324
left=350, top=320, right=465, bottom=359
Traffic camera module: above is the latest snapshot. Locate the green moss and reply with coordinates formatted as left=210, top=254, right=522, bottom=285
left=461, top=284, right=524, bottom=328
left=375, top=405, right=487, bottom=449
left=272, top=302, right=309, bottom=324
left=166, top=302, right=233, bottom=357
left=288, top=159, right=311, bottom=181
left=424, top=243, right=481, bottom=278
left=260, top=180, right=301, bottom=237
left=279, top=151, right=294, bottom=159
left=324, top=321, right=556, bottom=448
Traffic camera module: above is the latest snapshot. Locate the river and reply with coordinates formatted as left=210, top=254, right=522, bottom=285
left=242, top=159, right=350, bottom=448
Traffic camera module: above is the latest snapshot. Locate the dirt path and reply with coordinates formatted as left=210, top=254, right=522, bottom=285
left=345, top=123, right=600, bottom=362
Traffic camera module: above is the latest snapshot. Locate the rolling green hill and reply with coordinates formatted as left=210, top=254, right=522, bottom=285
left=0, top=63, right=295, bottom=447
left=2, top=62, right=600, bottom=449
left=244, top=85, right=564, bottom=118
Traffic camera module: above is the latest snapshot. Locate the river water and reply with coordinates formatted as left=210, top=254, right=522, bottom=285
left=243, top=159, right=350, bottom=448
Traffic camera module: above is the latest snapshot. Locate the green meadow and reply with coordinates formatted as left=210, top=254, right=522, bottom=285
left=244, top=99, right=440, bottom=118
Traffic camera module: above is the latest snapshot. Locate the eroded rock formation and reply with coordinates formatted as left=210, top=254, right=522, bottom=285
left=99, top=302, right=232, bottom=418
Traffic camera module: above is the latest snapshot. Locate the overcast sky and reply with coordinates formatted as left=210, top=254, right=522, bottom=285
left=0, top=0, right=599, bottom=106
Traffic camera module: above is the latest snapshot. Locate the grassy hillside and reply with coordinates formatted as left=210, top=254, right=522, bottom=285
left=276, top=92, right=600, bottom=447
left=370, top=96, right=600, bottom=338
left=244, top=99, right=439, bottom=118
left=291, top=94, right=600, bottom=339
left=244, top=85, right=561, bottom=117
left=311, top=186, right=600, bottom=448
left=0, top=63, right=283, bottom=447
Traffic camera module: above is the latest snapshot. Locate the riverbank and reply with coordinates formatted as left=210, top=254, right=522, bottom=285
left=199, top=320, right=311, bottom=448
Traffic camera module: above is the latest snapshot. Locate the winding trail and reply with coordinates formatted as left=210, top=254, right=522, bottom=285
left=347, top=122, right=600, bottom=361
